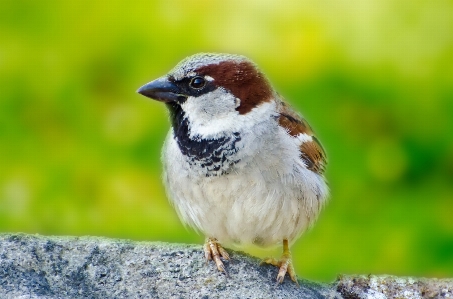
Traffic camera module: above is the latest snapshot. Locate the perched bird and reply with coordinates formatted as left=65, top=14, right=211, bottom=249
left=137, top=53, right=328, bottom=284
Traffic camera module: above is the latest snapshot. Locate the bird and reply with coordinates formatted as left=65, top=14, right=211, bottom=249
left=137, top=53, right=328, bottom=284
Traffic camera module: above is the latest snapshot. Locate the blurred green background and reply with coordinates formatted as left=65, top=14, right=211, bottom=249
left=1, top=0, right=453, bottom=282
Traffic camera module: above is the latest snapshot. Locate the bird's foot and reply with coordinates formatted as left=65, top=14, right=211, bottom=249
left=260, top=239, right=299, bottom=285
left=203, top=238, right=230, bottom=274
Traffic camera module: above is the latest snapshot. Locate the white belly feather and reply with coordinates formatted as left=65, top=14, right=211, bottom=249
left=161, top=117, right=328, bottom=248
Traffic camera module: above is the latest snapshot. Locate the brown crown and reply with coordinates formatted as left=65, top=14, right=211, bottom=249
left=196, top=60, right=273, bottom=114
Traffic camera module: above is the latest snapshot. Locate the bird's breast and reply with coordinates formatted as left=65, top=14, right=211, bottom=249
left=161, top=124, right=328, bottom=247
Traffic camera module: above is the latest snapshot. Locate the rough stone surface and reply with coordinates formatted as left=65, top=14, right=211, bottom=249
left=0, top=233, right=337, bottom=299
left=336, top=274, right=453, bottom=299
left=2, top=234, right=452, bottom=298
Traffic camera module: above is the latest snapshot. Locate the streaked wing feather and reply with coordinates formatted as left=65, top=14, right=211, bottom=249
left=277, top=98, right=327, bottom=174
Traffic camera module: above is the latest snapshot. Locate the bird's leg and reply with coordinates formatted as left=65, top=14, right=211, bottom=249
left=203, top=237, right=230, bottom=274
left=260, top=239, right=299, bottom=285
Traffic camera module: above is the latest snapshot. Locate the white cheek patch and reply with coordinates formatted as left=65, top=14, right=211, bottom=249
left=181, top=88, right=240, bottom=138
left=180, top=88, right=276, bottom=139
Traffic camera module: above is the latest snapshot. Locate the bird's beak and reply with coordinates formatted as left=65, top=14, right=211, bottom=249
left=137, top=77, right=186, bottom=103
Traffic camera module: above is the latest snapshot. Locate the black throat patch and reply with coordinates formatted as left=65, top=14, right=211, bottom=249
left=166, top=103, right=241, bottom=176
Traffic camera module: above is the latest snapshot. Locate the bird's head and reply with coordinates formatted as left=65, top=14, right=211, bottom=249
left=137, top=53, right=275, bottom=137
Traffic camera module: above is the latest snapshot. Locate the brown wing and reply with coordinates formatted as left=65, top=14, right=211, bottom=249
left=277, top=99, right=327, bottom=174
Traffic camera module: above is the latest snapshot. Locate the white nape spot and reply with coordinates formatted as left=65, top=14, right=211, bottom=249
left=296, top=133, right=313, bottom=144
left=205, top=75, right=214, bottom=82
left=234, top=98, right=240, bottom=108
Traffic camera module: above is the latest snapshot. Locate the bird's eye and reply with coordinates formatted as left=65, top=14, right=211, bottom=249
left=189, top=76, right=206, bottom=89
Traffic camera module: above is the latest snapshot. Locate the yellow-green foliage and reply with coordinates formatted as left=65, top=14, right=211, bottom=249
left=1, top=0, right=452, bottom=281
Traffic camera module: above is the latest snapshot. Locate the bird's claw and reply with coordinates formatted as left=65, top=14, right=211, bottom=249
left=260, top=240, right=299, bottom=286
left=203, top=238, right=230, bottom=275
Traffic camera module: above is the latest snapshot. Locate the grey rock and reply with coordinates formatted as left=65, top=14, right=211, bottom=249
left=2, top=234, right=452, bottom=298
left=336, top=274, right=453, bottom=299
left=0, top=233, right=337, bottom=299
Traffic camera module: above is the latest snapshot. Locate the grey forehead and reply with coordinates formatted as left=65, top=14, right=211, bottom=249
left=169, top=53, right=248, bottom=80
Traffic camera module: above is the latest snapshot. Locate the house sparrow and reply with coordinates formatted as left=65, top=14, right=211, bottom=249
left=137, top=53, right=328, bottom=284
